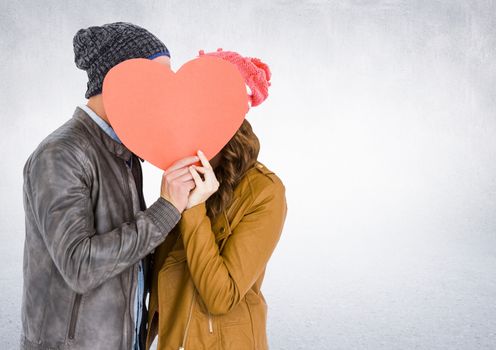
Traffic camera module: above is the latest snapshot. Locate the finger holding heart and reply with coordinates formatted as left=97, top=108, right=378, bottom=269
left=185, top=150, right=220, bottom=209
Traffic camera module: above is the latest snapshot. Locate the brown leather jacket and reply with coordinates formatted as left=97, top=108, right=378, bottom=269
left=146, top=162, right=288, bottom=350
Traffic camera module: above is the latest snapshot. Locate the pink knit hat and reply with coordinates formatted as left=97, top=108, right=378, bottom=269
left=198, top=48, right=271, bottom=107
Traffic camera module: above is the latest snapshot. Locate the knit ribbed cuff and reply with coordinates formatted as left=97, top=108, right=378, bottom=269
left=145, top=197, right=181, bottom=233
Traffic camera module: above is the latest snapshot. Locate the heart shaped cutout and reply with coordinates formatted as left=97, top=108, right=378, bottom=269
left=102, top=57, right=249, bottom=170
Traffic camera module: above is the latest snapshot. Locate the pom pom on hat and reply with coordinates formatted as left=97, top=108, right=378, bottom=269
left=198, top=48, right=271, bottom=107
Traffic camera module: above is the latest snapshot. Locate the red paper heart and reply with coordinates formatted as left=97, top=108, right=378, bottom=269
left=102, top=57, right=249, bottom=170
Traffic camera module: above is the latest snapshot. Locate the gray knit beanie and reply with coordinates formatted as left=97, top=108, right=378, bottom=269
left=73, top=22, right=170, bottom=98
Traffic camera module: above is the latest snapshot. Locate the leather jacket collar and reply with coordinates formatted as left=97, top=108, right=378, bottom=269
left=73, top=106, right=137, bottom=162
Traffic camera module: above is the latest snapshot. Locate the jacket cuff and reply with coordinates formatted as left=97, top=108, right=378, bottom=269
left=145, top=197, right=181, bottom=233
left=178, top=202, right=207, bottom=232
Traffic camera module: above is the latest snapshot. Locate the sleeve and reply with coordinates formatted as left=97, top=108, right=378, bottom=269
left=25, top=143, right=181, bottom=294
left=179, top=180, right=287, bottom=315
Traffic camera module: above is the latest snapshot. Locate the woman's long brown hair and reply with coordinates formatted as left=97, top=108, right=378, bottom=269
left=205, top=118, right=260, bottom=220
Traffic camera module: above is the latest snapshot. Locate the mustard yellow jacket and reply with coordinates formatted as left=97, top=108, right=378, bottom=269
left=146, top=161, right=288, bottom=350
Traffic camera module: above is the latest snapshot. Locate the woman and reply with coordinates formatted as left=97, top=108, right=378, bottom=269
left=146, top=49, right=287, bottom=350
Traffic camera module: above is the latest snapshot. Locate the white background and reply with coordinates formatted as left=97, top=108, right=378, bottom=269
left=1, top=1, right=496, bottom=349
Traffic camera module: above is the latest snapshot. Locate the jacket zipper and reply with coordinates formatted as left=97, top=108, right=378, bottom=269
left=128, top=262, right=137, bottom=349
left=179, top=289, right=196, bottom=350
left=126, top=159, right=140, bottom=215
left=127, top=149, right=137, bottom=346
left=68, top=294, right=82, bottom=340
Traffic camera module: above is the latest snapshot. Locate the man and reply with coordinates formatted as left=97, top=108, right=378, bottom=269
left=20, top=22, right=195, bottom=350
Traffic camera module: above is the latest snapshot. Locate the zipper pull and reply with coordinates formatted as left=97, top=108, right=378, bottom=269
left=179, top=347, right=184, bottom=350
left=208, top=312, right=213, bottom=333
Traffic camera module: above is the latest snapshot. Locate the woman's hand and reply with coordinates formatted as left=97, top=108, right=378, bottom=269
left=185, top=150, right=220, bottom=210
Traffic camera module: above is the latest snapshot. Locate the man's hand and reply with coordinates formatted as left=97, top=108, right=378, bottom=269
left=160, top=155, right=199, bottom=213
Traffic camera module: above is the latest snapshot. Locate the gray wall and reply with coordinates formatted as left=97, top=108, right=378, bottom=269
left=1, top=1, right=496, bottom=349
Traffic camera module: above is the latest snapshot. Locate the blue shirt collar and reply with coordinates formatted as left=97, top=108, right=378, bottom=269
left=78, top=104, right=123, bottom=144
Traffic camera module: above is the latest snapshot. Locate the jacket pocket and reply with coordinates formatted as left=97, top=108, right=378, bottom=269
left=219, top=317, right=254, bottom=350
left=212, top=299, right=251, bottom=327
left=216, top=297, right=254, bottom=350
left=68, top=293, right=82, bottom=340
